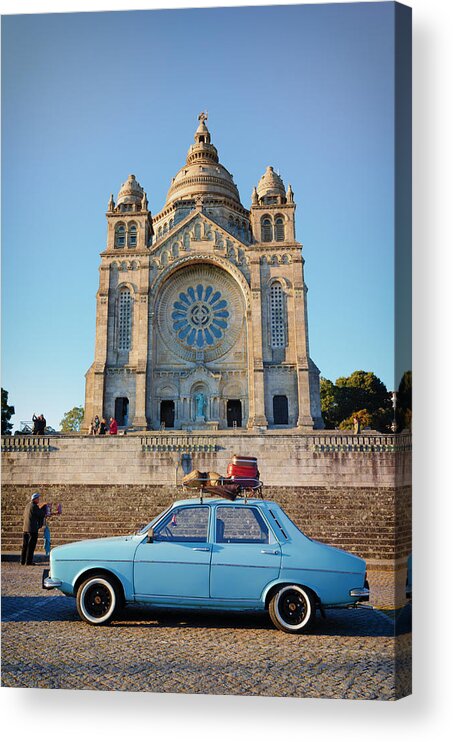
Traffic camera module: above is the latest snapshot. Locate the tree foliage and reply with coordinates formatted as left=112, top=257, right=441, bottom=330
left=320, top=371, right=393, bottom=432
left=1, top=388, right=15, bottom=435
left=396, top=370, right=412, bottom=431
left=60, top=406, right=84, bottom=433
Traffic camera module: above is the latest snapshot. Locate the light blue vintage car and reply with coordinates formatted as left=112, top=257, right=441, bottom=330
left=43, top=497, right=369, bottom=633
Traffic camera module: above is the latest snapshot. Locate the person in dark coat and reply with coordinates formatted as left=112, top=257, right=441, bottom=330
left=21, top=492, right=47, bottom=565
left=38, top=414, right=47, bottom=434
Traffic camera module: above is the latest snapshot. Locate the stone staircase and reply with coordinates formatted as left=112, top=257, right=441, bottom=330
left=1, top=485, right=177, bottom=553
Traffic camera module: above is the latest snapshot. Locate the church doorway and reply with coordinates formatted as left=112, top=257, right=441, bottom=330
left=160, top=400, right=175, bottom=429
left=115, top=397, right=129, bottom=426
left=273, top=395, right=289, bottom=425
left=227, top=399, right=242, bottom=428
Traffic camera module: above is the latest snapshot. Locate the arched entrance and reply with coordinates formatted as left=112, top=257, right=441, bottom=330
left=273, top=395, right=289, bottom=425
left=115, top=397, right=129, bottom=426
left=160, top=400, right=175, bottom=428
left=227, top=399, right=242, bottom=428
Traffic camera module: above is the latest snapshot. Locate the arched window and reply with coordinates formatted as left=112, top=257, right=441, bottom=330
left=158, top=226, right=162, bottom=238
left=274, top=216, right=285, bottom=241
left=270, top=283, right=285, bottom=348
left=118, top=288, right=132, bottom=351
left=128, top=223, right=137, bottom=247
left=261, top=217, right=272, bottom=242
left=115, top=224, right=126, bottom=248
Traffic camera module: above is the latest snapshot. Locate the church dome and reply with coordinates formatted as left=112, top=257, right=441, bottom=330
left=117, top=174, right=144, bottom=206
left=164, top=114, right=241, bottom=207
left=257, top=166, right=286, bottom=200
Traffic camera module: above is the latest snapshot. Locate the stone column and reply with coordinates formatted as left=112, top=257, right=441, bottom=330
left=292, top=255, right=315, bottom=429
left=247, top=256, right=268, bottom=429
left=132, top=260, right=150, bottom=428
left=83, top=263, right=111, bottom=430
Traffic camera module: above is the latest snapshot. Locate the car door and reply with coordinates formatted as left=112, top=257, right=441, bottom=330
left=210, top=505, right=281, bottom=601
left=134, top=505, right=211, bottom=600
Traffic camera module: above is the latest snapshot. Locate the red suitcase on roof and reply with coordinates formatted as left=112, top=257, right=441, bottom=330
left=227, top=455, right=260, bottom=488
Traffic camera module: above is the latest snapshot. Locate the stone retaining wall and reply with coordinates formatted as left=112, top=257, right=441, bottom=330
left=1, top=432, right=411, bottom=488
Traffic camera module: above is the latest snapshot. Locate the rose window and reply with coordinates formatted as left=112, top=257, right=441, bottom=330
left=171, top=284, right=229, bottom=348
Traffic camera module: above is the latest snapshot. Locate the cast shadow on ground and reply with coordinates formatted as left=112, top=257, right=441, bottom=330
left=1, top=595, right=411, bottom=637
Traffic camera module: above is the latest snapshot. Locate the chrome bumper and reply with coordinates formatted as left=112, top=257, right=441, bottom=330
left=349, top=587, right=370, bottom=600
left=42, top=568, right=62, bottom=590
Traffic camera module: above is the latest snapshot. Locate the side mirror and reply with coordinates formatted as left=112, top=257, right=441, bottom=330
left=147, top=527, right=154, bottom=543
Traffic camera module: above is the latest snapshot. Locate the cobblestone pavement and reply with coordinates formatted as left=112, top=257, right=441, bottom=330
left=1, top=562, right=411, bottom=699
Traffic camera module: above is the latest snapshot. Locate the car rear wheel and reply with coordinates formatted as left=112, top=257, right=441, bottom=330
left=269, top=585, right=315, bottom=633
left=76, top=575, right=118, bottom=625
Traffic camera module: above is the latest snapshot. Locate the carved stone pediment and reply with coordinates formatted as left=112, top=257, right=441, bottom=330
left=149, top=211, right=249, bottom=270
left=180, top=364, right=222, bottom=396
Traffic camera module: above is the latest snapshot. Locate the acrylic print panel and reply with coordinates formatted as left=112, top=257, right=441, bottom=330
left=1, top=1, right=411, bottom=700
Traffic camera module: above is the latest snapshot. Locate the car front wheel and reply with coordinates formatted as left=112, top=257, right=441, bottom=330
left=76, top=575, right=118, bottom=625
left=269, top=585, right=315, bottom=633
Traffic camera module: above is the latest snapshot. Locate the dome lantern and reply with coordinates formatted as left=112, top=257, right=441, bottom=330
left=117, top=174, right=144, bottom=207
left=256, top=166, right=286, bottom=202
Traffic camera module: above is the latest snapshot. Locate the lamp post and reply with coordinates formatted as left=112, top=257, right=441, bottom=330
left=391, top=391, right=398, bottom=433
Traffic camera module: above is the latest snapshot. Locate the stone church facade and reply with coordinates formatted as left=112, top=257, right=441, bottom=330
left=83, top=114, right=323, bottom=431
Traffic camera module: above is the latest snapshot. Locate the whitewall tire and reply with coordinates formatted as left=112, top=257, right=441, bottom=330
left=269, top=585, right=315, bottom=633
left=76, top=576, right=118, bottom=626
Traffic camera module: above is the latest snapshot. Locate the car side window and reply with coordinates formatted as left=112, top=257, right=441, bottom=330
left=154, top=506, right=209, bottom=543
left=216, top=507, right=270, bottom=544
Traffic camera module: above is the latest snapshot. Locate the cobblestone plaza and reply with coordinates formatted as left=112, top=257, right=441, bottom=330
left=1, top=561, right=411, bottom=699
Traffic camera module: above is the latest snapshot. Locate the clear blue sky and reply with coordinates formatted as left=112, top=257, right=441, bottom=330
left=2, top=3, right=400, bottom=430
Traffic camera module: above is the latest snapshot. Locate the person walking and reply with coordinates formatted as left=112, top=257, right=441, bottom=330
left=21, top=492, right=47, bottom=565
left=109, top=417, right=118, bottom=435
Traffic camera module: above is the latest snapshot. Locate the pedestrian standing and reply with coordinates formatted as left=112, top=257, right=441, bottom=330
left=93, top=415, right=100, bottom=434
left=21, top=492, right=47, bottom=565
left=99, top=418, right=107, bottom=435
left=109, top=417, right=118, bottom=435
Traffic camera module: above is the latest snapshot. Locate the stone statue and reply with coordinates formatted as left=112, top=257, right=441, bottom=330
left=194, top=392, right=205, bottom=420
left=198, top=111, right=208, bottom=123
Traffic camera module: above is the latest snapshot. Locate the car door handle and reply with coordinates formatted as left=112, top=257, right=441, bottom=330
left=261, top=549, right=279, bottom=555
left=192, top=547, right=210, bottom=552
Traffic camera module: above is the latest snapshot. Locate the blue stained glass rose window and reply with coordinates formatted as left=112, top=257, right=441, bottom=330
left=171, top=284, right=230, bottom=347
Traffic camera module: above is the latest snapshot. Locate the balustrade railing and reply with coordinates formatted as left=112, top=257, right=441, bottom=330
left=1, top=436, right=53, bottom=453
left=1, top=431, right=411, bottom=455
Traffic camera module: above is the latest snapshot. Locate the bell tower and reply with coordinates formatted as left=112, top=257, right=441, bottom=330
left=249, top=166, right=324, bottom=429
left=83, top=175, right=153, bottom=432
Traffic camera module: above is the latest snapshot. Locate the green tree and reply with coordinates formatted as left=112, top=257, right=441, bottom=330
left=320, top=378, right=339, bottom=429
left=396, top=370, right=412, bottom=431
left=320, top=371, right=392, bottom=432
left=339, top=409, right=372, bottom=431
left=1, top=388, right=15, bottom=435
left=60, top=406, right=84, bottom=433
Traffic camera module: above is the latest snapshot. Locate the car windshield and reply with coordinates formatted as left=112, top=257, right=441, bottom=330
left=135, top=506, right=172, bottom=535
